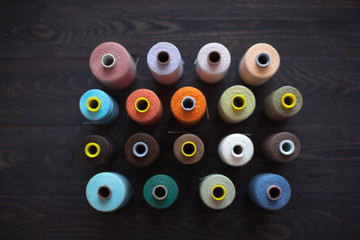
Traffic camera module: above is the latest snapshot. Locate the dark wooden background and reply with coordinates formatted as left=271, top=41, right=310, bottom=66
left=0, top=0, right=359, bottom=239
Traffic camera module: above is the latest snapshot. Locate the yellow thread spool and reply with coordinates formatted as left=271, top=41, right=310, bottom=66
left=134, top=97, right=150, bottom=113
left=231, top=94, right=246, bottom=110
left=211, top=184, right=226, bottom=201
left=181, top=141, right=197, bottom=157
left=281, top=93, right=296, bottom=109
left=85, top=142, right=101, bottom=158
left=86, top=97, right=101, bottom=112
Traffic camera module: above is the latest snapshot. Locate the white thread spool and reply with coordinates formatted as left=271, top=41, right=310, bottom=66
left=218, top=133, right=254, bottom=167
left=147, top=42, right=183, bottom=85
left=196, top=43, right=231, bottom=84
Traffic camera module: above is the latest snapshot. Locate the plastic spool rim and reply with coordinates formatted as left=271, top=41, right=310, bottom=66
left=181, top=96, right=196, bottom=111
left=152, top=184, right=168, bottom=200
left=281, top=93, right=297, bottom=109
left=181, top=141, right=197, bottom=157
left=85, top=142, right=101, bottom=158
left=135, top=97, right=150, bottom=113
left=86, top=97, right=101, bottom=112
left=157, top=51, right=170, bottom=65
left=211, top=184, right=226, bottom=201
left=266, top=185, right=282, bottom=201
left=279, top=140, right=295, bottom=155
left=97, top=185, right=112, bottom=200
left=133, top=142, right=149, bottom=158
left=101, top=53, right=116, bottom=68
left=231, top=94, right=247, bottom=110
left=231, top=143, right=245, bottom=158
left=256, top=52, right=271, bottom=67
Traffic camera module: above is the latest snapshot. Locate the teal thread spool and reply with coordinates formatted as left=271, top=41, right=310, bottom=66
left=143, top=174, right=179, bottom=209
left=86, top=172, right=132, bottom=212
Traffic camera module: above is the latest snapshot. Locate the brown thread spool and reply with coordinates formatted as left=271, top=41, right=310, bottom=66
left=124, top=133, right=160, bottom=167
left=173, top=134, right=204, bottom=165
left=262, top=132, right=301, bottom=162
left=263, top=86, right=303, bottom=120
left=239, top=43, right=280, bottom=86
left=79, top=135, right=113, bottom=165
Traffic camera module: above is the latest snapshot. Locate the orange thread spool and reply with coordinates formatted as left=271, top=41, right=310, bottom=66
left=170, top=87, right=207, bottom=125
left=126, top=89, right=163, bottom=125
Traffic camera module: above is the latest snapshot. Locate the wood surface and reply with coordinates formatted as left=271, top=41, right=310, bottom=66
left=0, top=0, right=359, bottom=239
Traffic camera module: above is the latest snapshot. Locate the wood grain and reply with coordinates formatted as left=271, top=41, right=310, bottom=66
left=0, top=0, right=359, bottom=239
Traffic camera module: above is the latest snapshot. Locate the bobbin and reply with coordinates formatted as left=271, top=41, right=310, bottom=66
left=239, top=43, right=280, bottom=86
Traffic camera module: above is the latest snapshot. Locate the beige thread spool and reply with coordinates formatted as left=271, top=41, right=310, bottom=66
left=218, top=85, right=256, bottom=123
left=239, top=43, right=280, bottom=86
left=263, top=86, right=303, bottom=120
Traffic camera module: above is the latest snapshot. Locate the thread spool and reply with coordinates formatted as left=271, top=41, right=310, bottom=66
left=143, top=174, right=179, bottom=209
left=218, top=85, right=256, bottom=123
left=218, top=133, right=254, bottom=167
left=248, top=173, right=291, bottom=210
left=171, top=87, right=207, bottom=125
left=199, top=174, right=236, bottom=210
left=79, top=89, right=119, bottom=124
left=147, top=42, right=183, bottom=84
left=196, top=43, right=231, bottom=84
left=86, top=172, right=132, bottom=212
left=173, top=134, right=204, bottom=165
left=239, top=43, right=280, bottom=86
left=264, top=86, right=303, bottom=120
left=79, top=135, right=113, bottom=165
left=124, top=133, right=160, bottom=167
left=126, top=89, right=163, bottom=125
left=89, top=42, right=136, bottom=89
left=262, top=132, right=301, bottom=163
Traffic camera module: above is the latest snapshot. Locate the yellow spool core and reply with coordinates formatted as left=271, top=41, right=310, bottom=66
left=281, top=93, right=296, bottom=109
left=86, top=97, right=101, bottom=112
left=85, top=142, right=101, bottom=158
left=211, top=184, right=226, bottom=201
left=181, top=141, right=197, bottom=157
left=231, top=95, right=246, bottom=110
left=135, top=97, right=150, bottom=113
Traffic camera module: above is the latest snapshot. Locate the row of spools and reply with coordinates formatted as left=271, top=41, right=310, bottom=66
left=81, top=41, right=303, bottom=212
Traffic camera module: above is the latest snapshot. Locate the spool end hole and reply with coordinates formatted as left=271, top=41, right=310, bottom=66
left=212, top=186, right=225, bottom=199
left=282, top=142, right=292, bottom=152
left=157, top=51, right=170, bottom=64
left=284, top=96, right=293, bottom=106
left=183, top=143, right=195, bottom=155
left=98, top=186, right=111, bottom=199
left=135, top=144, right=146, bottom=155
left=233, top=145, right=243, bottom=155
left=89, top=99, right=99, bottom=110
left=267, top=185, right=281, bottom=200
left=88, top=145, right=98, bottom=155
left=233, top=96, right=245, bottom=109
left=181, top=97, right=195, bottom=111
left=152, top=185, right=168, bottom=200
left=102, top=54, right=115, bottom=67
left=136, top=99, right=148, bottom=111
left=208, top=51, right=221, bottom=64
left=256, top=53, right=270, bottom=67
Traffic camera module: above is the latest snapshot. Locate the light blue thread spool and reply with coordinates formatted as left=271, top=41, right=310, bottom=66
left=143, top=174, right=179, bottom=209
left=79, top=89, right=119, bottom=124
left=248, top=173, right=291, bottom=210
left=86, top=172, right=132, bottom=212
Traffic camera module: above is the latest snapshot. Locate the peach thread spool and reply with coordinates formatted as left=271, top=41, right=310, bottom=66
left=239, top=43, right=280, bottom=86
left=126, top=89, right=163, bottom=125
left=170, top=86, right=207, bottom=126
left=90, top=42, right=136, bottom=89
left=196, top=42, right=231, bottom=84
left=147, top=42, right=183, bottom=85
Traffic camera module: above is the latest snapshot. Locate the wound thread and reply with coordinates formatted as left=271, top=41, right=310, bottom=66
left=264, top=86, right=303, bottom=120
left=262, top=132, right=301, bottom=163
left=90, top=42, right=136, bottom=89
left=126, top=89, right=163, bottom=125
left=125, top=133, right=160, bottom=167
left=171, top=87, right=207, bottom=126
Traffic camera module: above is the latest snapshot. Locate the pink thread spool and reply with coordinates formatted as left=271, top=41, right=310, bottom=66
left=89, top=42, right=136, bottom=89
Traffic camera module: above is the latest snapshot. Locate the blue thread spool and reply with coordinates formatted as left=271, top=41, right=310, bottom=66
left=79, top=89, right=119, bottom=124
left=143, top=174, right=179, bottom=209
left=248, top=173, right=291, bottom=210
left=86, top=172, right=132, bottom=212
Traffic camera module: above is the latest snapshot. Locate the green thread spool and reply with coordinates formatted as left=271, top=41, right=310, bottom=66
left=199, top=174, right=236, bottom=210
left=143, top=174, right=179, bottom=209
left=264, top=86, right=303, bottom=120
left=218, top=85, right=256, bottom=123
